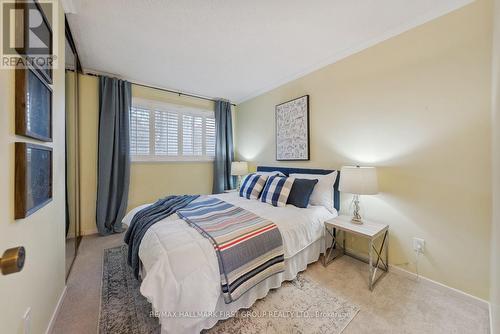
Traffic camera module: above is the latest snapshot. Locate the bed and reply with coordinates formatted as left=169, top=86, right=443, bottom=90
left=122, top=166, right=340, bottom=333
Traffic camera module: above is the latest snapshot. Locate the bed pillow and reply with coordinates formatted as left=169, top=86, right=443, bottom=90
left=239, top=173, right=269, bottom=199
left=239, top=171, right=284, bottom=188
left=255, top=171, right=286, bottom=177
left=260, top=176, right=295, bottom=207
left=289, top=171, right=338, bottom=213
left=286, top=178, right=319, bottom=208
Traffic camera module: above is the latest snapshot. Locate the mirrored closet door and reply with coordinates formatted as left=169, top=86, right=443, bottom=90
left=65, top=18, right=82, bottom=278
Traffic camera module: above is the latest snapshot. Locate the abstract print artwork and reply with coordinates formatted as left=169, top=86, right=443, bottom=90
left=275, top=95, right=309, bottom=161
left=14, top=142, right=53, bottom=219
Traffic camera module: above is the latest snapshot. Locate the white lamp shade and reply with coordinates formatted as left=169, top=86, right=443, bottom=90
left=231, top=161, right=248, bottom=176
left=339, top=166, right=378, bottom=195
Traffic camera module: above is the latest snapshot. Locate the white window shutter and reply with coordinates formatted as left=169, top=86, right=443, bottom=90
left=130, top=106, right=150, bottom=155
left=205, top=117, right=216, bottom=157
left=130, top=100, right=216, bottom=161
left=182, top=115, right=194, bottom=156
left=182, top=115, right=204, bottom=156
left=193, top=116, right=203, bottom=156
left=154, top=110, right=178, bottom=156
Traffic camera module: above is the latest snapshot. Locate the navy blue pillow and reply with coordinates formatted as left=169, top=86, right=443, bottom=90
left=287, top=178, right=319, bottom=208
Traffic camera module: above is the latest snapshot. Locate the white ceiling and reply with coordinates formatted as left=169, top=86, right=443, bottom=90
left=66, top=0, right=472, bottom=103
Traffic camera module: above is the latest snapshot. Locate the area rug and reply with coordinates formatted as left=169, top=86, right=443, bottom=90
left=99, top=245, right=359, bottom=334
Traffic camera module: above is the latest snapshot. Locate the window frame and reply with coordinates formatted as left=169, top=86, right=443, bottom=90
left=130, top=98, right=216, bottom=163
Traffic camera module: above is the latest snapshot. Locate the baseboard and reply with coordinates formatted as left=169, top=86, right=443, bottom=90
left=388, top=264, right=490, bottom=310
left=45, top=286, right=67, bottom=334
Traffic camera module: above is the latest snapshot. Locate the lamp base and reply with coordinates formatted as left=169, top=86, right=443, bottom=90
left=236, top=175, right=242, bottom=191
left=350, top=194, right=364, bottom=224
left=350, top=217, right=364, bottom=225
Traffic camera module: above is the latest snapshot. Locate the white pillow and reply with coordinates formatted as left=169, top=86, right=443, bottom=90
left=289, top=171, right=338, bottom=212
left=255, top=171, right=286, bottom=177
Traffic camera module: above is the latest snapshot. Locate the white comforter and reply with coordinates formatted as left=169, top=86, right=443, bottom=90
left=122, top=193, right=336, bottom=333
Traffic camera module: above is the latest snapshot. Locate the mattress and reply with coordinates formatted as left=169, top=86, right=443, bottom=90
left=122, top=192, right=337, bottom=333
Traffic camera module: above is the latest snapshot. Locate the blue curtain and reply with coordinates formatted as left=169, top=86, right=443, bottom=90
left=213, top=100, right=234, bottom=193
left=96, top=76, right=131, bottom=235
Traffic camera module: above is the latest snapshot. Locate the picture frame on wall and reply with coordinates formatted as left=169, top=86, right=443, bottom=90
left=15, top=66, right=53, bottom=142
left=14, top=0, right=53, bottom=84
left=275, top=95, right=310, bottom=161
left=15, top=142, right=53, bottom=219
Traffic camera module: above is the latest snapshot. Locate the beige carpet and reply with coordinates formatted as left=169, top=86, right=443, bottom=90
left=51, top=234, right=490, bottom=334
left=204, top=275, right=358, bottom=334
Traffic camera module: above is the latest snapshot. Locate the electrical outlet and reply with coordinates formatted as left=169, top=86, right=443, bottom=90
left=23, top=307, right=31, bottom=334
left=413, top=238, right=425, bottom=254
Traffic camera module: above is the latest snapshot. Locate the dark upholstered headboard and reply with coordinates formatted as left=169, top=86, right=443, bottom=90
left=256, top=166, right=340, bottom=211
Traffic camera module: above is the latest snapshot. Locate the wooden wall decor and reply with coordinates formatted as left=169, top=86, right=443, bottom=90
left=15, top=67, right=53, bottom=141
left=12, top=1, right=54, bottom=220
left=15, top=142, right=53, bottom=219
left=14, top=0, right=53, bottom=84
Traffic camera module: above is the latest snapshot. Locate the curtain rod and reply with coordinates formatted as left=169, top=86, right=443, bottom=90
left=83, top=71, right=236, bottom=106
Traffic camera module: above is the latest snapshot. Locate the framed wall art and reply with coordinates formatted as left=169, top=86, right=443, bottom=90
left=275, top=95, right=310, bottom=161
left=15, top=67, right=53, bottom=141
left=15, top=142, right=53, bottom=219
left=13, top=0, right=53, bottom=84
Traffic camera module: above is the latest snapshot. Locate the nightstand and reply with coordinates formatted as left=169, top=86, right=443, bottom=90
left=324, top=215, right=389, bottom=290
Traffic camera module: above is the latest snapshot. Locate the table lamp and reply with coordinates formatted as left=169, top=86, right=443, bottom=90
left=339, top=166, right=378, bottom=224
left=231, top=161, right=248, bottom=190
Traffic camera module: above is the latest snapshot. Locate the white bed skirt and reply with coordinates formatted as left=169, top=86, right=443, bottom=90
left=155, top=237, right=326, bottom=333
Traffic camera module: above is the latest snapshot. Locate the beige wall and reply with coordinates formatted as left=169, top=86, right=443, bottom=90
left=491, top=0, right=500, bottom=330
left=236, top=0, right=492, bottom=299
left=0, top=2, right=66, bottom=333
left=78, top=76, right=216, bottom=234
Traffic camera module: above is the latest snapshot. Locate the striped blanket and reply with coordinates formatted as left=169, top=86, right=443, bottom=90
left=177, top=197, right=284, bottom=303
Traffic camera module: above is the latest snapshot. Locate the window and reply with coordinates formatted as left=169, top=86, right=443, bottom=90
left=130, top=98, right=216, bottom=161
